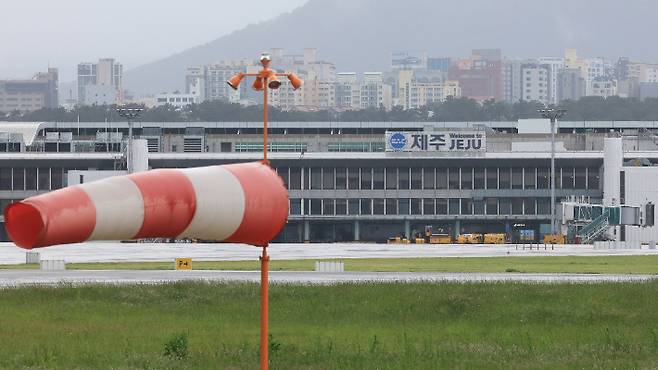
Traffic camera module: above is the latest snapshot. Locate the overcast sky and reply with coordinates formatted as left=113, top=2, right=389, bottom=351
left=0, top=0, right=309, bottom=81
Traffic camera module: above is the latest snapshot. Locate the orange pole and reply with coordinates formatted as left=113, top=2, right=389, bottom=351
left=260, top=244, right=270, bottom=370
left=263, top=77, right=269, bottom=165
left=261, top=65, right=270, bottom=370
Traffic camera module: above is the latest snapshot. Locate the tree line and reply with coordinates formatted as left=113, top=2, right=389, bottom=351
left=3, top=96, right=658, bottom=123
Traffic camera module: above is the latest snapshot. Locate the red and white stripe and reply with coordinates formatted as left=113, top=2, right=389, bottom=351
left=4, top=162, right=289, bottom=249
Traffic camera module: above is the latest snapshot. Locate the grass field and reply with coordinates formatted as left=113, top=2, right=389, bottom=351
left=3, top=255, right=658, bottom=274
left=1, top=281, right=658, bottom=369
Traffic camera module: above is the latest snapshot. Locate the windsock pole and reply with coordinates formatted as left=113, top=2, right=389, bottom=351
left=258, top=74, right=270, bottom=370
left=226, top=53, right=303, bottom=370
left=260, top=244, right=269, bottom=370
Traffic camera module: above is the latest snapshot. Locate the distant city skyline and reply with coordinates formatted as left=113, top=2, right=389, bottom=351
left=4, top=0, right=658, bottom=95
left=0, top=0, right=309, bottom=81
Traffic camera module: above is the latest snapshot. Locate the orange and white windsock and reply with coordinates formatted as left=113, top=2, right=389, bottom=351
left=4, top=162, right=289, bottom=249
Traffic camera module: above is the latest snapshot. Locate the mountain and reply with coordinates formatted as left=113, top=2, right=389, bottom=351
left=124, top=0, right=658, bottom=95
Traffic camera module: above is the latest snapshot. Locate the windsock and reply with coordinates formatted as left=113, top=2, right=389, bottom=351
left=4, top=162, right=289, bottom=249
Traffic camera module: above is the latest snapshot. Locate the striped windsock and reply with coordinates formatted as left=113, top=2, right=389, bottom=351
left=4, top=162, right=289, bottom=249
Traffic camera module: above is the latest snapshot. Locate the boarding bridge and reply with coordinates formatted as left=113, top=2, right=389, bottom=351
left=562, top=197, right=654, bottom=243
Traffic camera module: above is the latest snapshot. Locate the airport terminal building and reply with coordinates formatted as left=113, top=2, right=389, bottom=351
left=2, top=119, right=658, bottom=243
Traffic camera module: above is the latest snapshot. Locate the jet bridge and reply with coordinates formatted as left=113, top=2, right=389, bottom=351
left=562, top=196, right=654, bottom=243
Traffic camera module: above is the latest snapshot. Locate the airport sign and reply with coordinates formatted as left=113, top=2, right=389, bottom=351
left=385, top=131, right=486, bottom=152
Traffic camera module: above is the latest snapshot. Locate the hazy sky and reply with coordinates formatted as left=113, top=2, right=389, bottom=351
left=0, top=0, right=309, bottom=81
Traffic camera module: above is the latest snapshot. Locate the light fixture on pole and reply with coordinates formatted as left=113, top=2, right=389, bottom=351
left=116, top=107, right=143, bottom=174
left=227, top=53, right=303, bottom=370
left=228, top=53, right=303, bottom=165
left=227, top=73, right=245, bottom=90
left=538, top=107, right=567, bottom=235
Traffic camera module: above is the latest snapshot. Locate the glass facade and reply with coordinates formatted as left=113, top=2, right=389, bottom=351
left=423, top=168, right=435, bottom=189
left=486, top=168, right=497, bottom=189
left=361, top=168, right=371, bottom=190
left=282, top=165, right=597, bottom=192
left=463, top=167, right=474, bottom=189
left=373, top=168, right=384, bottom=189
left=0, top=167, right=66, bottom=192
left=282, top=165, right=597, bottom=218
left=0, top=162, right=603, bottom=244
left=411, top=168, right=422, bottom=189
left=387, top=168, right=398, bottom=190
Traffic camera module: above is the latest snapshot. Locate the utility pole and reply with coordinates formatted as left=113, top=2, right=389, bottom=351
left=538, top=108, right=567, bottom=235
left=116, top=107, right=143, bottom=174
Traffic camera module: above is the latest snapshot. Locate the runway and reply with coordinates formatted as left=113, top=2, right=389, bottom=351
left=2, top=242, right=658, bottom=265
left=0, top=270, right=655, bottom=287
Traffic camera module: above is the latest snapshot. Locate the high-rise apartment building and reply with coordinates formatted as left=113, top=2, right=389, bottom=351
left=184, top=60, right=251, bottom=104
left=310, top=79, right=337, bottom=110
left=264, top=48, right=338, bottom=110
left=590, top=78, right=618, bottom=98
left=448, top=50, right=503, bottom=102
left=638, top=63, right=658, bottom=83
left=520, top=63, right=551, bottom=105
left=503, top=59, right=527, bottom=103
left=334, top=72, right=392, bottom=111
left=155, top=92, right=200, bottom=108
left=184, top=66, right=206, bottom=102
left=427, top=57, right=451, bottom=72
left=361, top=72, right=392, bottom=110
left=615, top=58, right=658, bottom=97
left=557, top=68, right=586, bottom=102
left=398, top=70, right=460, bottom=109
left=77, top=58, right=123, bottom=105
left=186, top=49, right=336, bottom=108
left=0, top=68, right=58, bottom=112
left=563, top=50, right=614, bottom=96
left=268, top=79, right=305, bottom=111
left=583, top=57, right=614, bottom=96
left=335, top=72, right=358, bottom=109
left=537, top=57, right=564, bottom=104
left=206, top=63, right=245, bottom=103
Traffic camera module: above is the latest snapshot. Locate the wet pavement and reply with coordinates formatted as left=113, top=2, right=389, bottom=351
left=2, top=242, right=658, bottom=265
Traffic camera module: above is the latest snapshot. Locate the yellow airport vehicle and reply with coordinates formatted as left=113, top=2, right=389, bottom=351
left=388, top=236, right=411, bottom=244
left=422, top=226, right=453, bottom=244
left=457, top=233, right=484, bottom=244
left=543, top=234, right=566, bottom=244
left=427, top=234, right=452, bottom=244
left=483, top=233, right=507, bottom=244
left=387, top=236, right=402, bottom=244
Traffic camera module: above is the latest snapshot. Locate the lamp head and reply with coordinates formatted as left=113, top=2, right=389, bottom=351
left=267, top=73, right=281, bottom=89
left=227, top=73, right=244, bottom=90
left=252, top=77, right=264, bottom=91
left=287, top=73, right=303, bottom=90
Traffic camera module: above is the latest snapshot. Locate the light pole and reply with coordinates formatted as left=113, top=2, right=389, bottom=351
left=227, top=53, right=302, bottom=370
left=538, top=108, right=567, bottom=235
left=116, top=107, right=143, bottom=174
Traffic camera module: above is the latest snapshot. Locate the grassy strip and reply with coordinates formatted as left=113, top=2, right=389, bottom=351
left=3, top=255, right=658, bottom=274
left=0, top=281, right=658, bottom=369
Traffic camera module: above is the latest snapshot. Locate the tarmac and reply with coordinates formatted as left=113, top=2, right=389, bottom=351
left=2, top=242, right=657, bottom=286
left=2, top=241, right=658, bottom=265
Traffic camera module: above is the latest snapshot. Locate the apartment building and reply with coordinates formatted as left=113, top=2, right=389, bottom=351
left=0, top=68, right=58, bottom=112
